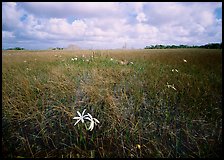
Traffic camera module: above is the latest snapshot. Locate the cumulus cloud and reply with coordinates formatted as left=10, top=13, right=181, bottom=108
left=2, top=2, right=222, bottom=50
left=136, top=12, right=148, bottom=23
left=20, top=2, right=124, bottom=19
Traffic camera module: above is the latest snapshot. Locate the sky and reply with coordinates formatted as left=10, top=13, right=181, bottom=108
left=2, top=2, right=222, bottom=50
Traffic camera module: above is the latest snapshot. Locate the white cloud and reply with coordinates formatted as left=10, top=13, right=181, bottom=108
left=136, top=12, right=148, bottom=23
left=2, top=2, right=222, bottom=49
left=20, top=2, right=124, bottom=19
left=2, top=2, right=24, bottom=30
left=2, top=31, right=15, bottom=39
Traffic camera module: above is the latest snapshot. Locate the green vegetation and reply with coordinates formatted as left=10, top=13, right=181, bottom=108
left=2, top=49, right=222, bottom=158
left=52, top=47, right=64, bottom=50
left=5, top=47, right=25, bottom=50
left=145, top=43, right=222, bottom=49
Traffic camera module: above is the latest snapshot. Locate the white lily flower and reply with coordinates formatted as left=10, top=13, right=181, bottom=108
left=85, top=113, right=100, bottom=131
left=73, top=109, right=100, bottom=131
left=73, top=109, right=88, bottom=126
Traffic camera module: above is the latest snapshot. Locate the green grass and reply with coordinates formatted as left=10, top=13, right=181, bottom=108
left=2, top=49, right=222, bottom=158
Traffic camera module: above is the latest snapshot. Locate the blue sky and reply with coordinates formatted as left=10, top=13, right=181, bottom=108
left=2, top=2, right=222, bottom=50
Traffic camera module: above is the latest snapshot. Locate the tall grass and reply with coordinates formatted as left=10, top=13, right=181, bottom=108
left=2, top=49, right=222, bottom=158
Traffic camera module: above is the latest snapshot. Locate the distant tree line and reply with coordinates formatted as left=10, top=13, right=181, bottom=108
left=52, top=47, right=63, bottom=50
left=6, top=47, right=25, bottom=50
left=144, top=43, right=222, bottom=49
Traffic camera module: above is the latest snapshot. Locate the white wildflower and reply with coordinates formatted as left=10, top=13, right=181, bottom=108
left=172, top=69, right=178, bottom=73
left=73, top=109, right=100, bottom=131
left=183, top=59, right=187, bottom=63
left=73, top=109, right=88, bottom=126
left=166, top=82, right=177, bottom=91
left=110, top=58, right=113, bottom=61
left=71, top=57, right=78, bottom=61
left=85, top=113, right=100, bottom=131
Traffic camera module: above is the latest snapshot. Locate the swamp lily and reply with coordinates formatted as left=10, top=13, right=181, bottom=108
left=73, top=109, right=100, bottom=131
left=85, top=113, right=100, bottom=131
left=73, top=109, right=88, bottom=126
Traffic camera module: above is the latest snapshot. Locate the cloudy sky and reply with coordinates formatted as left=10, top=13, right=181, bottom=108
left=2, top=2, right=222, bottom=50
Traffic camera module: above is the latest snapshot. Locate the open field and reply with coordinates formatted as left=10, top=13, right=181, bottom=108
left=2, top=49, right=222, bottom=158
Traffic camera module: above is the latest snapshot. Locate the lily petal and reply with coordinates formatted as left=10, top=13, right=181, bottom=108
left=74, top=119, right=81, bottom=126
left=88, top=121, right=94, bottom=131
left=87, top=113, right=93, bottom=119
left=73, top=116, right=80, bottom=119
left=93, top=118, right=100, bottom=124
left=82, top=109, right=86, bottom=116
left=84, top=117, right=92, bottom=121
left=77, top=111, right=82, bottom=117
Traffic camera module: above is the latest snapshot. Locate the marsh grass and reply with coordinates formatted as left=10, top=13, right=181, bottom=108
left=2, top=49, right=222, bottom=158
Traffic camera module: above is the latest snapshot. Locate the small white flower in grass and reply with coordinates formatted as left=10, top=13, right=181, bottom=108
left=73, top=109, right=88, bottom=126
left=110, top=58, right=113, bottom=61
left=183, top=59, right=187, bottom=63
left=24, top=60, right=27, bottom=63
left=166, top=82, right=177, bottom=91
left=130, top=62, right=134, bottom=65
left=85, top=113, right=100, bottom=131
left=71, top=57, right=78, bottom=61
left=172, top=69, right=178, bottom=73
